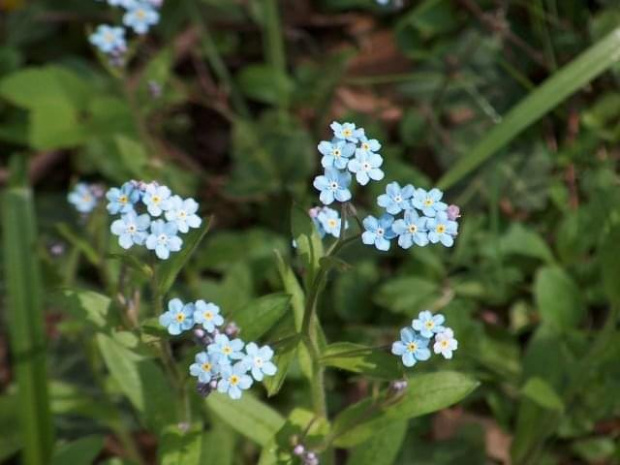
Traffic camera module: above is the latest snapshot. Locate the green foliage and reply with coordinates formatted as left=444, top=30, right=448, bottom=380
left=50, top=436, right=105, bottom=465
left=320, top=342, right=403, bottom=380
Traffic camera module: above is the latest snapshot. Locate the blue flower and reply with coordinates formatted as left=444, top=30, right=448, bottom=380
left=412, top=310, right=445, bottom=338
left=392, top=210, right=429, bottom=249
left=433, top=329, right=458, bottom=359
left=358, top=134, right=382, bottom=155
left=361, top=214, right=397, bottom=251
left=89, top=25, right=126, bottom=54
left=106, top=182, right=140, bottom=215
left=145, top=220, right=183, bottom=259
left=411, top=188, right=447, bottom=217
left=159, top=298, right=194, bottom=335
left=377, top=182, right=414, bottom=215
left=142, top=184, right=171, bottom=217
left=347, top=150, right=384, bottom=186
left=217, top=362, right=253, bottom=400
left=110, top=211, right=151, bottom=249
left=330, top=121, right=364, bottom=143
left=308, top=207, right=327, bottom=239
left=391, top=328, right=431, bottom=367
left=426, top=212, right=458, bottom=247
left=193, top=300, right=224, bottom=333
left=189, top=352, right=222, bottom=383
left=207, top=334, right=244, bottom=362
left=107, top=0, right=136, bottom=8
left=317, top=207, right=345, bottom=238
left=123, top=3, right=160, bottom=34
left=242, top=343, right=277, bottom=382
left=164, top=195, right=202, bottom=233
left=318, top=139, right=355, bottom=170
left=68, top=183, right=98, bottom=213
left=313, top=168, right=352, bottom=205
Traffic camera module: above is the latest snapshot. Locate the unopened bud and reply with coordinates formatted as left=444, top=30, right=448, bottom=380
left=293, top=444, right=305, bottom=456
left=446, top=205, right=461, bottom=221
left=224, top=322, right=239, bottom=338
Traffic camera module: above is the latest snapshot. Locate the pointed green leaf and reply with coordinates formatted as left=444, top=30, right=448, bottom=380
left=158, top=424, right=203, bottom=465
left=232, top=293, right=291, bottom=341
left=51, top=436, right=105, bottom=465
left=320, top=343, right=403, bottom=380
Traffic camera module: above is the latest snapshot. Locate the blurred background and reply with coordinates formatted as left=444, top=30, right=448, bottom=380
left=1, top=0, right=620, bottom=463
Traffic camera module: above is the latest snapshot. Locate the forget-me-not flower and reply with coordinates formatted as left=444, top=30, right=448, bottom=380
left=362, top=214, right=397, bottom=251
left=193, top=300, right=224, bottom=333
left=159, top=298, right=194, bottom=335
left=242, top=343, right=277, bottom=382
left=358, top=135, right=382, bottom=155
left=106, top=182, right=140, bottom=215
left=164, top=195, right=202, bottom=233
left=330, top=121, right=363, bottom=143
left=68, top=183, right=98, bottom=213
left=89, top=25, right=126, bottom=54
left=426, top=211, right=458, bottom=247
left=392, top=210, right=429, bottom=249
left=145, top=220, right=182, bottom=259
left=317, top=207, right=344, bottom=238
left=189, top=352, right=221, bottom=384
left=142, top=184, right=171, bottom=217
left=208, top=334, right=244, bottom=362
left=217, top=362, right=253, bottom=400
left=433, top=328, right=458, bottom=359
left=313, top=168, right=352, bottom=205
left=123, top=3, right=160, bottom=34
left=377, top=182, right=414, bottom=215
left=411, top=188, right=447, bottom=217
left=110, top=211, right=150, bottom=249
left=412, top=310, right=445, bottom=338
left=318, top=139, right=355, bottom=169
left=391, top=328, right=431, bottom=367
left=347, top=150, right=384, bottom=185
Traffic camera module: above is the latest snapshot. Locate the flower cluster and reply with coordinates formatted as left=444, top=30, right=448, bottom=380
left=313, top=122, right=385, bottom=205
left=107, top=180, right=201, bottom=260
left=392, top=310, right=458, bottom=367
left=309, top=206, right=348, bottom=239
left=159, top=299, right=277, bottom=400
left=90, top=0, right=162, bottom=63
left=68, top=182, right=105, bottom=214
left=362, top=183, right=460, bottom=251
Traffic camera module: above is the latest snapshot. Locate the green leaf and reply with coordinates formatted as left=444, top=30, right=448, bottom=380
left=237, top=64, right=293, bottom=105
left=156, top=217, right=211, bottom=295
left=51, top=436, right=105, bottom=465
left=56, top=289, right=111, bottom=329
left=2, top=164, right=54, bottom=464
left=332, top=371, right=479, bottom=447
left=231, top=293, right=291, bottom=341
left=206, top=392, right=285, bottom=446
left=291, top=204, right=324, bottom=286
left=55, top=223, right=100, bottom=266
left=534, top=266, right=584, bottom=330
left=320, top=343, right=403, bottom=380
left=521, top=377, right=564, bottom=411
left=158, top=424, right=203, bottom=465
left=438, top=28, right=620, bottom=189
left=599, top=221, right=620, bottom=306
left=263, top=332, right=301, bottom=396
left=374, top=277, right=441, bottom=315
left=346, top=421, right=408, bottom=465
left=499, top=223, right=555, bottom=264
left=0, top=395, right=21, bottom=462
left=201, top=423, right=235, bottom=465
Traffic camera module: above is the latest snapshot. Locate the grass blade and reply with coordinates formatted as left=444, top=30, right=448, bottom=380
left=438, top=28, right=620, bottom=190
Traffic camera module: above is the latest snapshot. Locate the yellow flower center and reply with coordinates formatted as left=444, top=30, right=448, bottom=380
left=441, top=340, right=449, bottom=348
left=201, top=363, right=212, bottom=371
left=423, top=198, right=434, bottom=207
left=328, top=219, right=338, bottom=228
left=104, top=32, right=115, bottom=43
left=152, top=195, right=161, bottom=204
left=343, top=129, right=352, bottom=137
left=175, top=313, right=185, bottom=323
left=223, top=346, right=232, bottom=355
left=119, top=195, right=128, bottom=204
left=229, top=375, right=240, bottom=385
left=83, top=194, right=92, bottom=203
left=204, top=311, right=213, bottom=321
left=436, top=225, right=446, bottom=234
left=425, top=320, right=434, bottom=329
left=136, top=9, right=146, bottom=19
left=362, top=143, right=370, bottom=151
left=406, top=342, right=417, bottom=352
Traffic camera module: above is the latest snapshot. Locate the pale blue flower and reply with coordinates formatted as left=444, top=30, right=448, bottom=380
left=123, top=3, right=160, bottom=34
left=142, top=184, right=171, bottom=217
left=189, top=352, right=222, bottom=383
left=411, top=188, right=447, bottom=217
left=159, top=298, right=194, bottom=335
left=89, top=25, right=126, bottom=54
left=313, top=168, right=352, bottom=205
left=357, top=134, right=382, bottom=154
left=318, top=139, right=355, bottom=169
left=207, top=334, right=244, bottom=362
left=392, top=210, right=429, bottom=249
left=317, top=207, right=346, bottom=238
left=347, top=150, right=384, bottom=185
left=308, top=207, right=326, bottom=239
left=391, top=328, right=431, bottom=367
left=164, top=195, right=202, bottom=233
left=106, top=182, right=140, bottom=215
left=217, top=362, right=253, bottom=400
left=145, top=220, right=182, bottom=259
left=433, top=328, right=458, bottom=359
left=110, top=211, right=150, bottom=249
left=242, top=343, right=277, bottom=382
left=426, top=211, right=458, bottom=247
left=330, top=121, right=364, bottom=143
left=412, top=310, right=445, bottom=338
left=361, top=214, right=396, bottom=251
left=377, top=182, right=414, bottom=215
left=68, top=183, right=98, bottom=213
left=107, top=0, right=136, bottom=8
left=193, top=301, right=224, bottom=333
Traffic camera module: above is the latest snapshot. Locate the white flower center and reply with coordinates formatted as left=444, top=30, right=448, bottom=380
left=408, top=224, right=417, bottom=234
left=362, top=162, right=371, bottom=171
left=128, top=224, right=137, bottom=234
left=332, top=149, right=341, bottom=158
left=329, top=181, right=338, bottom=191
left=254, top=357, right=264, bottom=368
left=178, top=210, right=187, bottom=219
left=394, top=195, right=402, bottom=203
left=376, top=228, right=384, bottom=236
left=157, top=234, right=168, bottom=245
